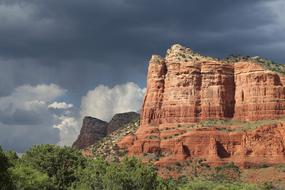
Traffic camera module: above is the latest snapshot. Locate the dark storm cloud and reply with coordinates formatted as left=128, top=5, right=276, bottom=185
left=0, top=0, right=280, bottom=60
left=0, top=0, right=284, bottom=98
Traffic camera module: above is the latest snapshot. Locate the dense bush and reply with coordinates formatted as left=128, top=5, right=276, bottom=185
left=9, top=165, right=55, bottom=190
left=103, top=157, right=158, bottom=190
left=0, top=146, right=14, bottom=190
left=1, top=145, right=173, bottom=190
left=178, top=180, right=259, bottom=190
left=21, top=144, right=87, bottom=189
left=73, top=157, right=168, bottom=190
left=211, top=162, right=241, bottom=182
left=71, top=157, right=109, bottom=190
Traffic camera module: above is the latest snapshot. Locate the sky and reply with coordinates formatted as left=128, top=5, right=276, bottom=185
left=0, top=0, right=285, bottom=152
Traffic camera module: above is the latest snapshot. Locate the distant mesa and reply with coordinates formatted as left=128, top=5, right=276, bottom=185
left=72, top=112, right=139, bottom=149
left=107, top=112, right=140, bottom=134
left=72, top=117, right=108, bottom=149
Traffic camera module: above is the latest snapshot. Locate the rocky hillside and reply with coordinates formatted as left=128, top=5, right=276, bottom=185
left=83, top=119, right=140, bottom=162
left=118, top=44, right=285, bottom=167
left=73, top=112, right=139, bottom=149
left=107, top=112, right=139, bottom=134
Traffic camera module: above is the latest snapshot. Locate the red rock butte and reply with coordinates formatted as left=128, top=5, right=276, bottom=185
left=118, top=44, right=285, bottom=167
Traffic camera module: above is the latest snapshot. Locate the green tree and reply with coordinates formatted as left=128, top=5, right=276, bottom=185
left=71, top=157, right=109, bottom=190
left=103, top=157, right=159, bottom=190
left=0, top=146, right=13, bottom=190
left=73, top=157, right=168, bottom=190
left=9, top=164, right=55, bottom=190
left=5, top=150, right=19, bottom=167
left=22, top=144, right=86, bottom=190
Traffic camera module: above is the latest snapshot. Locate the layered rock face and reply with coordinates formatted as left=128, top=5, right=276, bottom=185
left=234, top=63, right=285, bottom=120
left=73, top=112, right=139, bottom=149
left=141, top=44, right=285, bottom=125
left=72, top=117, right=108, bottom=149
left=107, top=112, right=139, bottom=134
left=119, top=44, right=285, bottom=166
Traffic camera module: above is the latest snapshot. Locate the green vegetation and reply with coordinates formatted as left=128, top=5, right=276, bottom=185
left=212, top=162, right=241, bottom=183
left=274, top=164, right=285, bottom=172
left=91, top=119, right=140, bottom=161
left=161, top=117, right=285, bottom=140
left=147, top=135, right=160, bottom=140
left=0, top=146, right=14, bottom=189
left=21, top=144, right=86, bottom=189
left=0, top=144, right=281, bottom=190
left=178, top=180, right=260, bottom=190
left=198, top=117, right=285, bottom=132
left=10, top=165, right=55, bottom=190
left=254, top=57, right=285, bottom=75
left=224, top=54, right=285, bottom=75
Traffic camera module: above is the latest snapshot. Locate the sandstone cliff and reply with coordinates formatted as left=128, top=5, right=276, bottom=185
left=141, top=44, right=285, bottom=125
left=119, top=44, right=285, bottom=167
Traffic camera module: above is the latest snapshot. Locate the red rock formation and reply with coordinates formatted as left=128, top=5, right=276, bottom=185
left=141, top=44, right=285, bottom=125
left=119, top=44, right=285, bottom=167
left=119, top=123, right=285, bottom=167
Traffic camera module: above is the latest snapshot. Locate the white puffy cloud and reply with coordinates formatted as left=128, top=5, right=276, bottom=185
left=80, top=82, right=145, bottom=121
left=53, top=115, right=80, bottom=146
left=48, top=101, right=74, bottom=109
left=54, top=82, right=145, bottom=147
left=0, top=84, right=73, bottom=152
left=0, top=82, right=145, bottom=152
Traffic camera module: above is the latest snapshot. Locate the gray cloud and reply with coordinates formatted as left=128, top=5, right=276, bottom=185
left=0, top=0, right=284, bottom=101
left=0, top=84, right=70, bottom=152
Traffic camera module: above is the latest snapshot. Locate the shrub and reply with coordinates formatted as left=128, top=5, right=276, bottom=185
left=178, top=180, right=259, bottom=190
left=211, top=162, right=241, bottom=183
left=275, top=164, right=285, bottom=172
